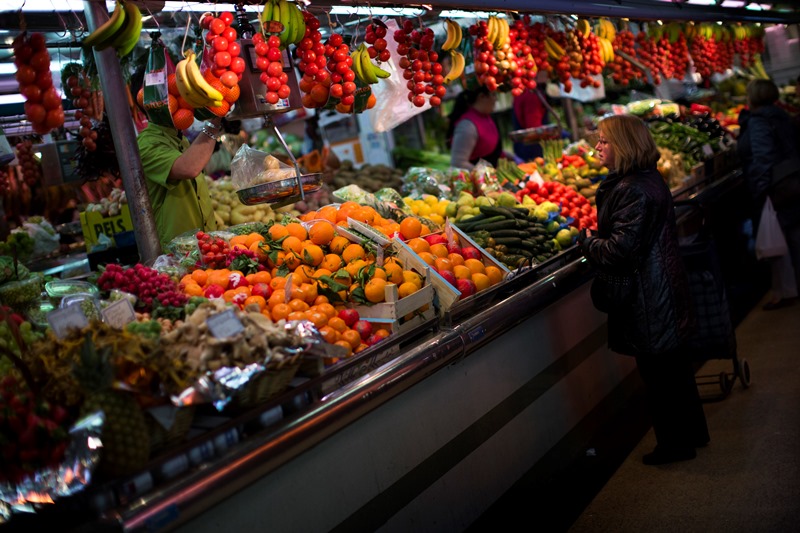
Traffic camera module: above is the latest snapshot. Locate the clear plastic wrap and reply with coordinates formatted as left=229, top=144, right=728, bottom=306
left=231, top=144, right=297, bottom=191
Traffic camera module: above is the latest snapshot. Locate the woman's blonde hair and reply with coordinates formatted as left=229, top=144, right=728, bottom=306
left=598, top=114, right=660, bottom=175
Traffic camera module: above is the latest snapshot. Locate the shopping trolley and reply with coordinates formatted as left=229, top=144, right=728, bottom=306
left=675, top=201, right=751, bottom=400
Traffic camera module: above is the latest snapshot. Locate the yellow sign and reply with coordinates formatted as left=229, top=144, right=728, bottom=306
left=79, top=205, right=133, bottom=251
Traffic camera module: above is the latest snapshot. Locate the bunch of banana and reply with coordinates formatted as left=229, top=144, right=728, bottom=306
left=442, top=19, right=463, bottom=52
left=83, top=0, right=142, bottom=58
left=261, top=0, right=306, bottom=49
left=576, top=19, right=592, bottom=38
left=665, top=22, right=685, bottom=44
left=732, top=25, right=749, bottom=40
left=749, top=54, right=769, bottom=80
left=443, top=50, right=464, bottom=84
left=175, top=51, right=224, bottom=109
left=597, top=37, right=615, bottom=64
left=594, top=18, right=616, bottom=42
left=647, top=24, right=665, bottom=41
left=351, top=44, right=390, bottom=85
left=544, top=37, right=565, bottom=61
left=486, top=15, right=510, bottom=48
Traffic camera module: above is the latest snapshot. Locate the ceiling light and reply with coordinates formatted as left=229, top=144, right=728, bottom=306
left=328, top=6, right=426, bottom=17
left=440, top=10, right=510, bottom=18
left=8, top=0, right=114, bottom=11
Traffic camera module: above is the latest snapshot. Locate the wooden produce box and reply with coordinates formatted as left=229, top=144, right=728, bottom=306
left=79, top=204, right=134, bottom=251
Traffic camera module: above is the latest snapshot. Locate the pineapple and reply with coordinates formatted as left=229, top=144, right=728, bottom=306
left=74, top=333, right=150, bottom=478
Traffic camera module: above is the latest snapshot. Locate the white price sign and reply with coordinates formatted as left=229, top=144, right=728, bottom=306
left=207, top=309, right=244, bottom=339
left=47, top=305, right=89, bottom=339
left=101, top=299, right=136, bottom=330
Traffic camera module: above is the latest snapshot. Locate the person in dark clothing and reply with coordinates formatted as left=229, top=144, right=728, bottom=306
left=447, top=86, right=502, bottom=169
left=579, top=114, right=709, bottom=466
left=737, top=79, right=800, bottom=309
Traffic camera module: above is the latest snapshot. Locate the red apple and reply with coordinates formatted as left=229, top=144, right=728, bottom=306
left=204, top=284, right=225, bottom=299
left=447, top=242, right=462, bottom=255
left=437, top=268, right=457, bottom=287
left=367, top=333, right=386, bottom=346
left=354, top=320, right=373, bottom=340
left=338, top=308, right=360, bottom=328
left=251, top=283, right=272, bottom=299
left=456, top=278, right=477, bottom=299
left=461, top=246, right=482, bottom=260
left=424, top=233, right=448, bottom=246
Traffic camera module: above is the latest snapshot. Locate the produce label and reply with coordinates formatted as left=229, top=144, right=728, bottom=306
left=101, top=298, right=136, bottom=329
left=79, top=204, right=133, bottom=251
left=47, top=305, right=89, bottom=339
left=207, top=308, right=244, bottom=339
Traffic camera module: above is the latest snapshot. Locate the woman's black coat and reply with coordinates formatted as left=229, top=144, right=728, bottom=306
left=580, top=166, right=694, bottom=357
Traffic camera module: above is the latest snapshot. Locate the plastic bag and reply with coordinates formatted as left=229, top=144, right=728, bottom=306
left=231, top=144, right=296, bottom=190
left=20, top=220, right=60, bottom=258
left=400, top=167, right=447, bottom=198
left=756, top=198, right=789, bottom=260
left=472, top=160, right=502, bottom=197
left=368, top=19, right=431, bottom=132
left=142, top=37, right=176, bottom=129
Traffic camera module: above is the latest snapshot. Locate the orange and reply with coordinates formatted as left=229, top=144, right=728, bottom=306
left=336, top=220, right=350, bottom=228
left=250, top=241, right=270, bottom=262
left=329, top=235, right=350, bottom=255
left=269, top=224, right=289, bottom=240
left=267, top=250, right=285, bottom=269
left=355, top=343, right=369, bottom=354
left=342, top=243, right=366, bottom=263
left=244, top=295, right=267, bottom=310
left=485, top=266, right=504, bottom=285
left=332, top=269, right=352, bottom=286
left=341, top=329, right=362, bottom=349
left=245, top=232, right=266, bottom=248
left=472, top=273, right=491, bottom=292
left=320, top=253, right=344, bottom=272
left=313, top=268, right=332, bottom=280
left=285, top=222, right=308, bottom=240
left=317, top=302, right=336, bottom=319
left=207, top=99, right=231, bottom=118
left=398, top=282, right=420, bottom=298
left=305, top=310, right=329, bottom=329
left=309, top=221, right=335, bottom=246
left=406, top=238, right=430, bottom=254
left=350, top=207, right=376, bottom=225
left=191, top=269, right=209, bottom=286
left=183, top=282, right=204, bottom=297
left=448, top=253, right=465, bottom=266
left=271, top=303, right=291, bottom=320
left=373, top=329, right=391, bottom=339
left=434, top=257, right=454, bottom=272
left=383, top=262, right=404, bottom=284
left=222, top=289, right=238, bottom=303
left=249, top=271, right=272, bottom=285
left=383, top=256, right=403, bottom=267
left=270, top=277, right=288, bottom=290
left=288, top=298, right=309, bottom=312
left=288, top=284, right=309, bottom=303
left=420, top=224, right=431, bottom=236
left=168, top=94, right=178, bottom=114
left=292, top=264, right=315, bottom=284
left=207, top=269, right=231, bottom=290
left=172, top=108, right=194, bottom=130
left=372, top=267, right=387, bottom=280
left=230, top=235, right=249, bottom=248
left=417, top=252, right=436, bottom=266
left=430, top=243, right=449, bottom=258
left=464, top=258, right=486, bottom=275
left=364, top=278, right=387, bottom=303
left=300, top=282, right=318, bottom=303
left=281, top=235, right=303, bottom=255
left=345, top=259, right=369, bottom=278
left=400, top=217, right=422, bottom=240
left=402, top=270, right=423, bottom=288
left=313, top=295, right=330, bottom=306
left=283, top=252, right=302, bottom=270
left=167, top=73, right=179, bottom=96
left=319, top=325, right=340, bottom=344
left=334, top=340, right=353, bottom=357
left=268, top=289, right=286, bottom=308
left=327, top=316, right=347, bottom=332
left=317, top=205, right=338, bottom=223
left=287, top=311, right=307, bottom=321
left=301, top=243, right=324, bottom=266
left=453, top=265, right=472, bottom=280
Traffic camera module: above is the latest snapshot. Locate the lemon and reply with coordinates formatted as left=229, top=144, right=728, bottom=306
left=418, top=204, right=432, bottom=217
left=429, top=214, right=445, bottom=225
left=423, top=194, right=438, bottom=205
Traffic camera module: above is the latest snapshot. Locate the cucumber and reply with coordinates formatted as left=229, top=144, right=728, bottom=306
left=519, top=239, right=536, bottom=250
left=479, top=206, right=517, bottom=219
left=455, top=214, right=487, bottom=228
left=490, top=229, right=530, bottom=238
left=493, top=237, right=523, bottom=246
left=465, top=215, right=506, bottom=230
left=475, top=219, right=519, bottom=232
left=506, top=248, right=533, bottom=258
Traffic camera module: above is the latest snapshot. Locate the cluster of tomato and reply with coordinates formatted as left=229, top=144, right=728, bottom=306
left=254, top=33, right=291, bottom=105
left=575, top=30, right=603, bottom=89
left=295, top=11, right=331, bottom=108
left=735, top=35, right=764, bottom=69
left=13, top=33, right=64, bottom=134
left=67, top=73, right=100, bottom=151
left=662, top=33, right=690, bottom=82
left=467, top=20, right=499, bottom=92
left=394, top=19, right=445, bottom=107
left=364, top=20, right=391, bottom=63
left=688, top=36, right=717, bottom=80
left=518, top=180, right=598, bottom=231
left=196, top=231, right=232, bottom=270
left=634, top=32, right=668, bottom=86
left=607, top=30, right=643, bottom=87
left=548, top=29, right=574, bottom=93
left=15, top=140, right=41, bottom=187
left=505, top=18, right=542, bottom=97
left=201, top=12, right=244, bottom=89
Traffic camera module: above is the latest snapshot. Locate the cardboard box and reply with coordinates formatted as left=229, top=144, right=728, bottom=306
left=79, top=205, right=134, bottom=251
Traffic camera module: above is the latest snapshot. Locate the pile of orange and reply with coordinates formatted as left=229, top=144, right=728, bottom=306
left=406, top=237, right=504, bottom=293
left=298, top=202, right=431, bottom=239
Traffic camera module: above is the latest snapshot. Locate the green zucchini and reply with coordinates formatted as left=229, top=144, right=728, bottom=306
left=475, top=219, right=519, bottom=232
left=493, top=237, right=523, bottom=246
left=479, top=206, right=517, bottom=219
left=466, top=215, right=506, bottom=230
left=490, top=229, right=530, bottom=238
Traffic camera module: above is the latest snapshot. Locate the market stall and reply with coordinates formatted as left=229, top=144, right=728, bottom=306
left=0, top=0, right=796, bottom=530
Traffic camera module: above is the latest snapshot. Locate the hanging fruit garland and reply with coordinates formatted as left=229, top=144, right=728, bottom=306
left=394, top=18, right=445, bottom=107
left=15, top=140, right=42, bottom=187
left=635, top=26, right=667, bottom=85
left=296, top=10, right=330, bottom=109
left=13, top=33, right=65, bottom=135
left=607, top=27, right=644, bottom=87
left=544, top=27, right=572, bottom=92
left=506, top=18, right=539, bottom=96
left=574, top=19, right=603, bottom=88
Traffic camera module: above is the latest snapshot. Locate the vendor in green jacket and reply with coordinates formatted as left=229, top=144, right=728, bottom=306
left=136, top=118, right=221, bottom=248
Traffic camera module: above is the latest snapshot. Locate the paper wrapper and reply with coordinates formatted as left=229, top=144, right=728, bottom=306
left=0, top=412, right=103, bottom=524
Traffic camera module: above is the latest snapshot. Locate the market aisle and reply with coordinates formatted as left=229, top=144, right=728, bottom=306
left=568, top=296, right=800, bottom=532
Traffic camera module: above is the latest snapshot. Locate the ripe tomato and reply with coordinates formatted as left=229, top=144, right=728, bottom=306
left=25, top=102, right=46, bottom=123
left=220, top=71, right=238, bottom=88
left=15, top=65, right=36, bottom=85
left=41, top=87, right=61, bottom=110
left=35, top=69, right=53, bottom=90
left=209, top=18, right=225, bottom=35
left=227, top=41, right=241, bottom=57
left=20, top=84, right=42, bottom=102
left=29, top=50, right=50, bottom=72
left=267, top=61, right=283, bottom=78
left=212, top=37, right=228, bottom=52
left=214, top=52, right=231, bottom=68
left=229, top=57, right=245, bottom=74
left=44, top=108, right=64, bottom=128
left=222, top=27, right=237, bottom=42
left=219, top=11, right=234, bottom=26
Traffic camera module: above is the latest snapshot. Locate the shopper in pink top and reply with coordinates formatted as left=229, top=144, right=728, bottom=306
left=447, top=86, right=502, bottom=170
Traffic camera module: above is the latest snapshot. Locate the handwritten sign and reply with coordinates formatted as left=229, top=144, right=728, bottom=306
left=47, top=305, right=89, bottom=339
left=101, top=299, right=136, bottom=330
left=207, top=309, right=244, bottom=339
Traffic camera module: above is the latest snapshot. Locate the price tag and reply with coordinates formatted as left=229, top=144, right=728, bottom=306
left=207, top=308, right=244, bottom=339
left=702, top=144, right=714, bottom=157
left=144, top=70, right=165, bottom=87
left=47, top=305, right=89, bottom=339
left=101, top=299, right=136, bottom=330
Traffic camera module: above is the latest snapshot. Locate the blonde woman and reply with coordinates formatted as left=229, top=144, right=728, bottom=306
left=579, top=114, right=709, bottom=466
